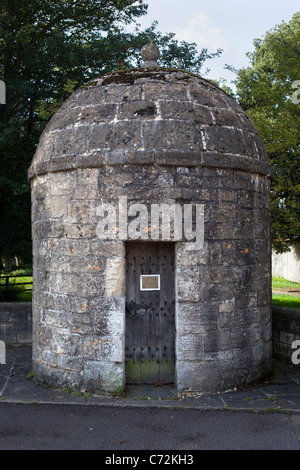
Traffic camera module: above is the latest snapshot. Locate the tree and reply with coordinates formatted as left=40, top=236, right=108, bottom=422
left=234, top=12, right=300, bottom=253
left=0, top=0, right=222, bottom=267
left=0, top=0, right=148, bottom=266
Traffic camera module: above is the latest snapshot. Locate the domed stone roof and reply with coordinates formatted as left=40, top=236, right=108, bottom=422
left=28, top=64, right=272, bottom=181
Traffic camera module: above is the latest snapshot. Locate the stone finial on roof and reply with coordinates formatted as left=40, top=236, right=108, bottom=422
left=141, top=43, right=160, bottom=69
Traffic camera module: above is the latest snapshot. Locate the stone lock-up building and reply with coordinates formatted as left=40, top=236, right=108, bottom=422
left=28, top=44, right=274, bottom=395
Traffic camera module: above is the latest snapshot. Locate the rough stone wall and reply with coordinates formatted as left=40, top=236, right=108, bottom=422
left=29, top=70, right=273, bottom=393
left=0, top=303, right=32, bottom=346
left=97, top=164, right=272, bottom=393
left=273, top=306, right=300, bottom=364
left=31, top=164, right=272, bottom=393
left=32, top=169, right=125, bottom=391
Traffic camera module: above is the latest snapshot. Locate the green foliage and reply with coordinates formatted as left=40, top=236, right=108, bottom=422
left=144, top=24, right=223, bottom=73
left=272, top=276, right=300, bottom=309
left=0, top=1, right=223, bottom=264
left=0, top=274, right=32, bottom=302
left=207, top=77, right=236, bottom=98
left=0, top=0, right=148, bottom=265
left=235, top=13, right=300, bottom=253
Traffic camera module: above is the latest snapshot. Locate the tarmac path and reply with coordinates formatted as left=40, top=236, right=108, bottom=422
left=1, top=347, right=300, bottom=451
left=0, top=402, right=300, bottom=451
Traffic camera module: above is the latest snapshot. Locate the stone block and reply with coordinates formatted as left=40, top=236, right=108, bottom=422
left=104, top=83, right=142, bottom=103
left=79, top=104, right=117, bottom=124
left=176, top=242, right=209, bottom=266
left=69, top=85, right=106, bottom=108
left=82, top=360, right=124, bottom=391
left=47, top=108, right=82, bottom=132
left=73, top=185, right=100, bottom=200
left=117, top=100, right=157, bottom=120
left=32, top=220, right=65, bottom=239
left=41, top=309, right=70, bottom=329
left=159, top=101, right=213, bottom=124
left=287, top=318, right=300, bottom=335
left=76, top=168, right=100, bottom=186
left=57, top=354, right=83, bottom=372
left=79, top=273, right=106, bottom=297
left=33, top=131, right=56, bottom=164
left=211, top=108, right=245, bottom=128
left=53, top=125, right=89, bottom=156
left=89, top=296, right=125, bottom=336
left=105, top=257, right=125, bottom=297
left=59, top=239, right=91, bottom=257
left=188, top=81, right=227, bottom=108
left=176, top=301, right=219, bottom=336
left=143, top=120, right=203, bottom=151
left=177, top=360, right=221, bottom=393
left=68, top=200, right=92, bottom=224
left=63, top=223, right=96, bottom=239
left=51, top=330, right=81, bottom=357
left=176, top=334, right=205, bottom=361
left=177, top=266, right=201, bottom=302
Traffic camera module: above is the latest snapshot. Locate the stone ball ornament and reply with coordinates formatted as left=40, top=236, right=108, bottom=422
left=141, top=42, right=160, bottom=69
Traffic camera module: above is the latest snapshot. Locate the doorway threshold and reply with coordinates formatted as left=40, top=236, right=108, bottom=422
left=125, top=384, right=177, bottom=400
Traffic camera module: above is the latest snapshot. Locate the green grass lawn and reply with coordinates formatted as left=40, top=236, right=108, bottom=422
left=272, top=293, right=300, bottom=309
left=0, top=273, right=33, bottom=302
left=272, top=276, right=300, bottom=289
left=272, top=276, right=300, bottom=309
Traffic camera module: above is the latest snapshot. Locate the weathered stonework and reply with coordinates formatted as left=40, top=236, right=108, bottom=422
left=29, top=67, right=273, bottom=395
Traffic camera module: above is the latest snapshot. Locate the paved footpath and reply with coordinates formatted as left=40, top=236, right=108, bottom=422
left=1, top=346, right=300, bottom=412
left=1, top=347, right=300, bottom=450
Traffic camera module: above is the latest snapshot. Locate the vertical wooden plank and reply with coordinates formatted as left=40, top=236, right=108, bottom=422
left=125, top=242, right=141, bottom=383
left=140, top=242, right=158, bottom=383
left=158, top=243, right=176, bottom=383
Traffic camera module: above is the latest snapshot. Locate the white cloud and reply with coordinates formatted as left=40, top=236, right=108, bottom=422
left=169, top=11, right=228, bottom=51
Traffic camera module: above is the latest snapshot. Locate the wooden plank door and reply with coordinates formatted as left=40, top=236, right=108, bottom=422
left=125, top=242, right=176, bottom=384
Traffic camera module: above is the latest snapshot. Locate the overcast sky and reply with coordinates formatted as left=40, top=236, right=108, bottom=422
left=132, top=0, right=299, bottom=87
